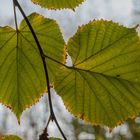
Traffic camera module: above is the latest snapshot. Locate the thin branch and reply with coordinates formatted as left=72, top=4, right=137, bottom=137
left=13, top=0, right=19, bottom=47
left=45, top=115, right=52, bottom=131
left=13, top=0, right=67, bottom=139
left=39, top=116, right=51, bottom=140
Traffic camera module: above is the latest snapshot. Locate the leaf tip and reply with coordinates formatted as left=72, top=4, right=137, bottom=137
left=133, top=24, right=139, bottom=29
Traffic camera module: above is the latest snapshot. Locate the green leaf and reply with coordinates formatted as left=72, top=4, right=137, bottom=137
left=0, top=135, right=22, bottom=140
left=55, top=20, right=140, bottom=128
left=31, top=0, right=84, bottom=10
left=49, top=137, right=62, bottom=140
left=0, top=13, right=65, bottom=120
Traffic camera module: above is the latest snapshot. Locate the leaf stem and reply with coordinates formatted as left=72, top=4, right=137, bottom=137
left=13, top=0, right=67, bottom=139
left=13, top=1, right=18, bottom=31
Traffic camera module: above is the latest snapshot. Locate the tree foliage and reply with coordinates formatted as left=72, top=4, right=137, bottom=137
left=0, top=13, right=65, bottom=120
left=1, top=0, right=140, bottom=139
left=31, top=0, right=84, bottom=9
left=55, top=20, right=140, bottom=128
left=0, top=135, right=22, bottom=140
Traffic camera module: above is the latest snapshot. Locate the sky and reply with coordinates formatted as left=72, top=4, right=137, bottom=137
left=0, top=0, right=134, bottom=41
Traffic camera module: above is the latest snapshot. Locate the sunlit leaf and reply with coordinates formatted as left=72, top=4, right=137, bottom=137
left=0, top=135, right=22, bottom=140
left=0, top=13, right=65, bottom=120
left=31, top=0, right=84, bottom=10
left=55, top=20, right=140, bottom=128
left=49, top=137, right=62, bottom=140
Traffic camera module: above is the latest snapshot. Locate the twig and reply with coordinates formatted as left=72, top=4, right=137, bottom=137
left=13, top=1, right=67, bottom=139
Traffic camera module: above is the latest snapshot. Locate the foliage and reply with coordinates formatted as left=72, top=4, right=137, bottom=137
left=0, top=13, right=65, bottom=120
left=0, top=135, right=22, bottom=140
left=49, top=138, right=62, bottom=140
left=31, top=0, right=84, bottom=9
left=1, top=0, right=140, bottom=139
left=55, top=20, right=140, bottom=128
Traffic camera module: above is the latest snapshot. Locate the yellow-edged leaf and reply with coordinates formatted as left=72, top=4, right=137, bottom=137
left=0, top=135, right=22, bottom=140
left=0, top=13, right=65, bottom=121
left=55, top=20, right=140, bottom=128
left=49, top=137, right=62, bottom=140
left=31, top=0, right=84, bottom=10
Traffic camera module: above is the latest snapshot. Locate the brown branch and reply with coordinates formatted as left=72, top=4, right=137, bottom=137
left=13, top=1, right=67, bottom=139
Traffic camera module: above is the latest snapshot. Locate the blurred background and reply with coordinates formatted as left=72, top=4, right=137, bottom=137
left=0, top=0, right=140, bottom=139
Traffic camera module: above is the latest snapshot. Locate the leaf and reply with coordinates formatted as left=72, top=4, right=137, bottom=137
left=49, top=137, right=62, bottom=140
left=0, top=13, right=65, bottom=120
left=55, top=20, right=140, bottom=128
left=31, top=0, right=84, bottom=10
left=0, top=135, right=22, bottom=140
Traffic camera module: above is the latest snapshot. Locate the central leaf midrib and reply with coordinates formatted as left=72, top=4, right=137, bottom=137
left=69, top=66, right=140, bottom=84
left=16, top=32, right=20, bottom=114
left=77, top=69, right=113, bottom=125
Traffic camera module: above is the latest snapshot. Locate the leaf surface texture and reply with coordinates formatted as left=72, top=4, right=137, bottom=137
left=0, top=13, right=65, bottom=120
left=32, top=0, right=84, bottom=9
left=0, top=135, right=22, bottom=140
left=49, top=137, right=62, bottom=140
left=55, top=20, right=140, bottom=128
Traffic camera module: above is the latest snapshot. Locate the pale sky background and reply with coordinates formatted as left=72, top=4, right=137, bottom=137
left=0, top=0, right=135, bottom=41
left=0, top=0, right=140, bottom=140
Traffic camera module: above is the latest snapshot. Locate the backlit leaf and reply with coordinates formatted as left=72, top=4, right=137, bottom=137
left=31, top=0, right=84, bottom=10
left=49, top=137, right=62, bottom=140
left=0, top=135, right=22, bottom=140
left=0, top=13, right=65, bottom=120
left=55, top=20, right=140, bottom=128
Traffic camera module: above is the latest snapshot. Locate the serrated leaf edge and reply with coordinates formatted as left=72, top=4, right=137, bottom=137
left=0, top=88, right=47, bottom=124
left=57, top=20, right=140, bottom=129
left=59, top=96, right=139, bottom=130
left=31, top=0, right=85, bottom=10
